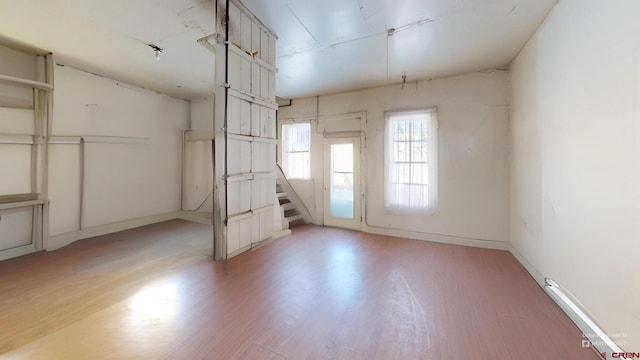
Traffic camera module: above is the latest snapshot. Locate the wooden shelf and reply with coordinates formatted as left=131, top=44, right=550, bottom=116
left=0, top=193, right=38, bottom=205
left=0, top=134, right=35, bottom=145
left=81, top=136, right=150, bottom=145
left=0, top=199, right=43, bottom=211
left=0, top=74, right=53, bottom=91
left=48, top=136, right=151, bottom=145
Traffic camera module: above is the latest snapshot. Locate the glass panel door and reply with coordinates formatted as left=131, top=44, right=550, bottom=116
left=324, top=137, right=360, bottom=230
left=329, top=143, right=354, bottom=219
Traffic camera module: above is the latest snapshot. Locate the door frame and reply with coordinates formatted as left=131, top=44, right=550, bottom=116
left=323, top=136, right=361, bottom=230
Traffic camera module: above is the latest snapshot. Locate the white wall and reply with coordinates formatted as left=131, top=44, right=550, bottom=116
left=0, top=44, right=37, bottom=109
left=48, top=65, right=189, bottom=247
left=278, top=71, right=510, bottom=246
left=190, top=98, right=214, bottom=132
left=184, top=98, right=214, bottom=212
left=510, top=0, right=640, bottom=350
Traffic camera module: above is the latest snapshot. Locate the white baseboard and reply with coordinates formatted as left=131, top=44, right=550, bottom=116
left=178, top=210, right=213, bottom=225
left=272, top=229, right=292, bottom=240
left=509, top=245, right=545, bottom=286
left=544, top=279, right=626, bottom=360
left=227, top=244, right=252, bottom=259
left=46, top=211, right=184, bottom=250
left=509, top=245, right=626, bottom=359
left=249, top=229, right=291, bottom=252
left=362, top=224, right=509, bottom=250
left=0, top=244, right=38, bottom=262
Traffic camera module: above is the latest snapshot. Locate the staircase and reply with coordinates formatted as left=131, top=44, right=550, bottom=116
left=276, top=180, right=305, bottom=229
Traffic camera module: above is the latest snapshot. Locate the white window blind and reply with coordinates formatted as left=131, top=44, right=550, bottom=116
left=384, top=109, right=438, bottom=213
left=282, top=122, right=310, bottom=179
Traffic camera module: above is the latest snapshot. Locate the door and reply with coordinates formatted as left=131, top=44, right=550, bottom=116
left=323, top=137, right=361, bottom=230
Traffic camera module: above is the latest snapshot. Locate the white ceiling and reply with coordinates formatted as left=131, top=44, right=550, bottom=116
left=0, top=0, right=217, bottom=99
left=243, top=0, right=556, bottom=99
left=0, top=0, right=556, bottom=100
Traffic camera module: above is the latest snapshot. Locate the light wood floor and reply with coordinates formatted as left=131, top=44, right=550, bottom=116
left=0, top=220, right=598, bottom=359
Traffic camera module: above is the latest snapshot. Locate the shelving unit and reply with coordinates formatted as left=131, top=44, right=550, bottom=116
left=0, top=40, right=54, bottom=261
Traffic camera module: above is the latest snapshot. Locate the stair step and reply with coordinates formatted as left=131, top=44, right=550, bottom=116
left=281, top=202, right=295, bottom=211
left=288, top=217, right=306, bottom=228
left=276, top=192, right=287, bottom=198
left=285, top=214, right=303, bottom=222
left=284, top=209, right=299, bottom=218
left=278, top=197, right=291, bottom=205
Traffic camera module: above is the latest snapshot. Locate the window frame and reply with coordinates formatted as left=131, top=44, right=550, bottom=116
left=280, top=121, right=311, bottom=180
left=384, top=108, right=438, bottom=215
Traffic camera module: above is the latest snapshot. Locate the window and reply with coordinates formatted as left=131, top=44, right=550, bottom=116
left=281, top=122, right=310, bottom=179
left=385, top=109, right=438, bottom=213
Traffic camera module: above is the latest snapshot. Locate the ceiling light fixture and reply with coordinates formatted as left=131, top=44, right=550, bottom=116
left=148, top=44, right=164, bottom=61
